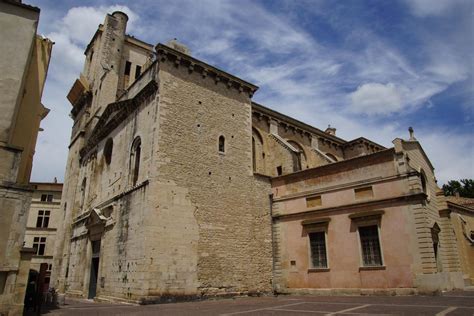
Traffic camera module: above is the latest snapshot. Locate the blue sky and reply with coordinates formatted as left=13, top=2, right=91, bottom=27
left=29, top=0, right=473, bottom=184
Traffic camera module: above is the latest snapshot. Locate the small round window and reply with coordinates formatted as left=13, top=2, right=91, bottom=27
left=104, top=138, right=113, bottom=165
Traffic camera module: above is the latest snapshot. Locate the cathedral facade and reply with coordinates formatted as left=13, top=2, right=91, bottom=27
left=52, top=11, right=465, bottom=303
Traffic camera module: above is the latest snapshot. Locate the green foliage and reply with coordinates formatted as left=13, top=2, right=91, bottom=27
left=442, top=179, right=474, bottom=198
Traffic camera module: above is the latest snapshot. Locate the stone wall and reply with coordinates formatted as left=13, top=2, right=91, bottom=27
left=396, top=140, right=464, bottom=290
left=271, top=142, right=464, bottom=293
left=145, top=59, right=273, bottom=298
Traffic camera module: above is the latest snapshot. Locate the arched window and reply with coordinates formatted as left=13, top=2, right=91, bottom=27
left=431, top=223, right=441, bottom=271
left=130, top=137, right=141, bottom=186
left=420, top=170, right=427, bottom=194
left=218, top=135, right=225, bottom=153
left=287, top=140, right=307, bottom=171
left=252, top=128, right=264, bottom=173
left=104, top=138, right=113, bottom=165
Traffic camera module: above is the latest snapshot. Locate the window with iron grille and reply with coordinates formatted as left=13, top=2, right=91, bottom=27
left=309, top=231, right=327, bottom=268
left=359, top=225, right=382, bottom=266
left=36, top=210, right=50, bottom=228
left=33, top=237, right=46, bottom=256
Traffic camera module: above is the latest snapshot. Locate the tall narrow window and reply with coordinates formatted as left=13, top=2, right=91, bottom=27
left=33, top=237, right=46, bottom=255
left=359, top=225, right=383, bottom=266
left=218, top=136, right=225, bottom=153
left=36, top=210, right=50, bottom=228
left=252, top=137, right=256, bottom=172
left=135, top=65, right=142, bottom=79
left=124, top=61, right=131, bottom=76
left=104, top=138, right=113, bottom=165
left=131, top=137, right=142, bottom=186
left=80, top=178, right=87, bottom=208
left=421, top=171, right=427, bottom=193
left=309, top=231, right=327, bottom=268
left=431, top=224, right=441, bottom=270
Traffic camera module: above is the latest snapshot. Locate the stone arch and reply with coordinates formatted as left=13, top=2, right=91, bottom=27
left=252, top=128, right=265, bottom=173
left=287, top=140, right=307, bottom=171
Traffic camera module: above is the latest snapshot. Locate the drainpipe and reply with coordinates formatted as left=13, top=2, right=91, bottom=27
left=269, top=193, right=276, bottom=295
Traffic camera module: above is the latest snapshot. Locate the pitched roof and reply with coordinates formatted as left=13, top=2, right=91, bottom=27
left=446, top=196, right=474, bottom=209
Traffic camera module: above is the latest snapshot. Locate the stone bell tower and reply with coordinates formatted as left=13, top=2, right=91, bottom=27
left=50, top=11, right=129, bottom=293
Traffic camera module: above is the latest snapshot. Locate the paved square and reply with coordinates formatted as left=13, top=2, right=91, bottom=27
left=35, top=291, right=474, bottom=316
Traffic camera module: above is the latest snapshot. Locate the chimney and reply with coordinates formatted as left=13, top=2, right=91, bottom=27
left=408, top=127, right=416, bottom=141
left=325, top=125, right=336, bottom=136
left=54, top=177, right=57, bottom=183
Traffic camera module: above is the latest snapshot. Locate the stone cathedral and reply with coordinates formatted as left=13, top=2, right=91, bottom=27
left=52, top=11, right=470, bottom=303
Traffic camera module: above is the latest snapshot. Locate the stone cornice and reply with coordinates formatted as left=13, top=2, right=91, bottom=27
left=251, top=102, right=346, bottom=146
left=155, top=43, right=258, bottom=98
left=272, top=148, right=395, bottom=184
left=447, top=201, right=474, bottom=214
left=400, top=139, right=435, bottom=171
left=272, top=170, right=419, bottom=202
left=72, top=180, right=149, bottom=225
left=343, top=137, right=385, bottom=150
left=272, top=192, right=426, bottom=220
left=2, top=0, right=40, bottom=13
left=311, top=147, right=335, bottom=163
left=79, top=81, right=158, bottom=162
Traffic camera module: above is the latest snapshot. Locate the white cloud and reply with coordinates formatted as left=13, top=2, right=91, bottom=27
left=404, top=0, right=467, bottom=17
left=31, top=0, right=472, bottom=187
left=60, top=5, right=138, bottom=45
left=349, top=83, right=404, bottom=115
left=31, top=5, right=137, bottom=182
left=416, top=130, right=474, bottom=184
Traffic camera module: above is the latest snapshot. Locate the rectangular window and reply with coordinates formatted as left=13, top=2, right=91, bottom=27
left=306, top=196, right=322, bottom=208
left=135, top=65, right=142, bottom=79
left=309, top=231, right=327, bottom=268
left=33, top=237, right=46, bottom=256
left=276, top=166, right=283, bottom=176
left=354, top=186, right=373, bottom=200
left=35, top=210, right=50, bottom=228
left=359, top=225, right=382, bottom=266
left=40, top=194, right=53, bottom=202
left=124, top=61, right=131, bottom=75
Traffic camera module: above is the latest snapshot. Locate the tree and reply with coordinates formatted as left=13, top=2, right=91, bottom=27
left=442, top=179, right=474, bottom=198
